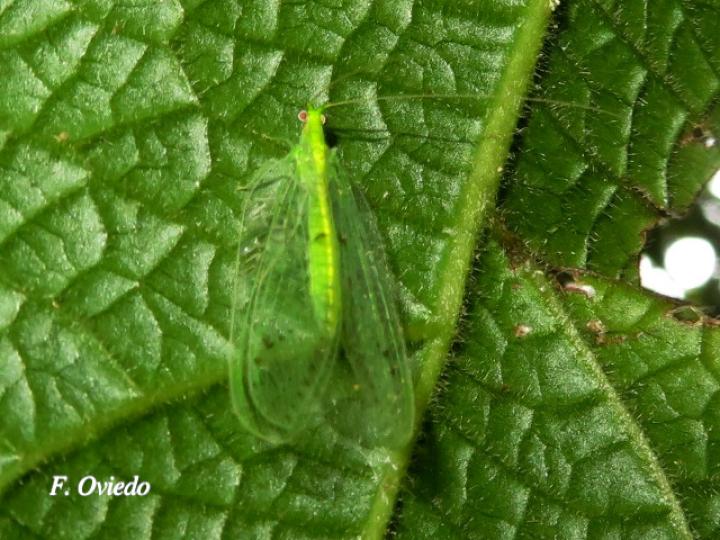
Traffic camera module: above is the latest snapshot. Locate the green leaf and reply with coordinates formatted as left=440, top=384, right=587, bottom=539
left=397, top=238, right=697, bottom=538
left=0, top=0, right=552, bottom=537
left=395, top=0, right=720, bottom=537
left=1, top=0, right=720, bottom=539
left=501, top=0, right=720, bottom=277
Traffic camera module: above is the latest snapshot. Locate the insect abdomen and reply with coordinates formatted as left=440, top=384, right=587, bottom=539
left=297, top=108, right=341, bottom=338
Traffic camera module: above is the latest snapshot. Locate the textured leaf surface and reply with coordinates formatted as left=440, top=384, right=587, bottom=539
left=0, top=0, right=552, bottom=537
left=502, top=0, right=720, bottom=277
left=2, top=0, right=720, bottom=538
left=398, top=239, right=696, bottom=538
left=395, top=0, right=720, bottom=537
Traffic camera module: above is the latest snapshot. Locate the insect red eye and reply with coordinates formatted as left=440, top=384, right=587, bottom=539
left=298, top=110, right=308, bottom=123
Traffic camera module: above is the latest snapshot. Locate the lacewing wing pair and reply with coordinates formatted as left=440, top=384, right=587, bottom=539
left=228, top=92, right=615, bottom=447
left=229, top=104, right=415, bottom=448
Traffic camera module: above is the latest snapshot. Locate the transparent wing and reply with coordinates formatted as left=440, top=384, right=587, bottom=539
left=229, top=156, right=338, bottom=443
left=326, top=154, right=415, bottom=448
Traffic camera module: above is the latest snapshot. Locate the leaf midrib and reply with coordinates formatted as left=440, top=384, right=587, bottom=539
left=360, top=1, right=557, bottom=537
left=521, top=259, right=693, bottom=537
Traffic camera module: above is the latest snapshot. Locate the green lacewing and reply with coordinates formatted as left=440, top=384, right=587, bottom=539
left=229, top=104, right=414, bottom=448
left=229, top=89, right=618, bottom=446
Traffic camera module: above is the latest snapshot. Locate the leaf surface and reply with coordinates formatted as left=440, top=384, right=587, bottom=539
left=0, top=0, right=552, bottom=537
left=1, top=0, right=720, bottom=538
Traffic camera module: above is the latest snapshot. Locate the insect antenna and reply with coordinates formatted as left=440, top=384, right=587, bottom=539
left=319, top=89, right=623, bottom=149
left=323, top=93, right=623, bottom=118
left=307, top=68, right=373, bottom=109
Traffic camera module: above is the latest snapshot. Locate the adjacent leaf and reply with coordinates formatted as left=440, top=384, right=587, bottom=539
left=502, top=0, right=720, bottom=277
left=397, top=238, right=701, bottom=538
